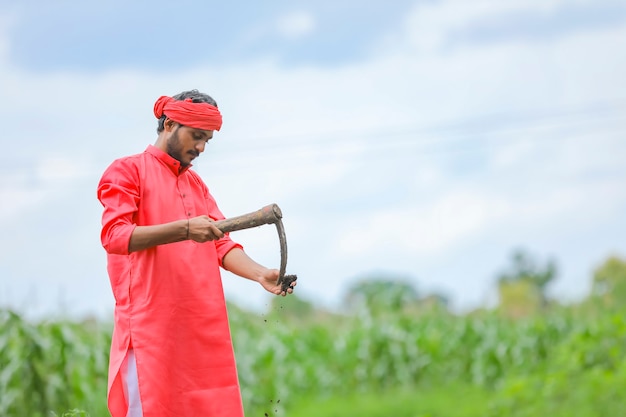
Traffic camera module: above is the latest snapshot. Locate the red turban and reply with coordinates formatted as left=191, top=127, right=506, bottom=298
left=153, top=96, right=223, bottom=131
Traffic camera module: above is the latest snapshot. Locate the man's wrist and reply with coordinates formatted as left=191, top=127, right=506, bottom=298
left=178, top=219, right=189, bottom=241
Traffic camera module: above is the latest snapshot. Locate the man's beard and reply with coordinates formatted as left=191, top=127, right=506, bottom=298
left=166, top=128, right=195, bottom=167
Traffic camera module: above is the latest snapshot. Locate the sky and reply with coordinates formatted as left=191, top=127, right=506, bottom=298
left=0, top=0, right=625, bottom=319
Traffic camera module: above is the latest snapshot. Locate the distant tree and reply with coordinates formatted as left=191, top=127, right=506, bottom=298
left=498, top=279, right=543, bottom=318
left=591, top=255, right=626, bottom=306
left=417, top=292, right=450, bottom=313
left=343, top=273, right=420, bottom=315
left=498, top=249, right=557, bottom=292
left=496, top=249, right=558, bottom=316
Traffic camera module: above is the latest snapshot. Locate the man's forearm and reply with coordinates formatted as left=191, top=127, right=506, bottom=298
left=222, top=247, right=267, bottom=282
left=128, top=220, right=188, bottom=252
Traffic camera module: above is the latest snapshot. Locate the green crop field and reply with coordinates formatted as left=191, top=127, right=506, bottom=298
left=2, top=253, right=626, bottom=416
left=1, top=296, right=625, bottom=417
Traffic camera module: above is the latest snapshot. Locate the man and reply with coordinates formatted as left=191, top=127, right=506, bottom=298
left=97, top=89, right=295, bottom=417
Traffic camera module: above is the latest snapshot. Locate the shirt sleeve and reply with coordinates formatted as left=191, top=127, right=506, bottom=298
left=96, top=157, right=140, bottom=255
left=216, top=238, right=243, bottom=268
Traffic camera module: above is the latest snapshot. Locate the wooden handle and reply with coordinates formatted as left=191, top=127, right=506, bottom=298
left=213, top=204, right=283, bottom=233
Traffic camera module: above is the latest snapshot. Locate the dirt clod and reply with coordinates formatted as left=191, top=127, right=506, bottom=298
left=279, top=274, right=297, bottom=293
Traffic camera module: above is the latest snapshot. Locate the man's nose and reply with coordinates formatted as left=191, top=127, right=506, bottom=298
left=195, top=142, right=206, bottom=153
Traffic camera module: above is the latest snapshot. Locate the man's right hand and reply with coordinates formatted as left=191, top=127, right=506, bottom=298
left=188, top=216, right=225, bottom=242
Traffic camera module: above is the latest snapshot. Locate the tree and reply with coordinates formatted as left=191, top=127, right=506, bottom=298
left=591, top=255, right=626, bottom=306
left=498, top=249, right=557, bottom=292
left=343, top=273, right=420, bottom=315
left=496, top=249, right=558, bottom=316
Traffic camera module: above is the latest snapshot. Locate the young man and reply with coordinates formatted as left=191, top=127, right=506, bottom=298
left=97, top=89, right=294, bottom=417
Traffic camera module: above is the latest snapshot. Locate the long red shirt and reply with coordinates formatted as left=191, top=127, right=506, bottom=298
left=97, top=145, right=245, bottom=417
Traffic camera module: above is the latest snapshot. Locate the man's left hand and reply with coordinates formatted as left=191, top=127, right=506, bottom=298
left=258, top=269, right=296, bottom=297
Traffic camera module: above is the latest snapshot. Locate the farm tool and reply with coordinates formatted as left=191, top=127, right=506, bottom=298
left=213, top=203, right=297, bottom=293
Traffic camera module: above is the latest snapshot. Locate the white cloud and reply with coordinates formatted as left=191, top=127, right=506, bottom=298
left=336, top=189, right=496, bottom=255
left=0, top=185, right=47, bottom=220
left=36, top=155, right=92, bottom=183
left=275, top=11, right=316, bottom=39
left=400, top=0, right=590, bottom=53
left=0, top=154, right=94, bottom=227
left=0, top=10, right=17, bottom=61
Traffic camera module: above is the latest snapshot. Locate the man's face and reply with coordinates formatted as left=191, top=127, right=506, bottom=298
left=166, top=123, right=214, bottom=167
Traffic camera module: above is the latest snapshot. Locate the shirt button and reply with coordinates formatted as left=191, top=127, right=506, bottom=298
left=182, top=193, right=186, bottom=198
left=187, top=212, right=191, bottom=216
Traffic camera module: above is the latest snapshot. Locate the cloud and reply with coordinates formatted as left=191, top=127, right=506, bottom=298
left=36, top=155, right=92, bottom=183
left=275, top=10, right=316, bottom=39
left=336, top=189, right=495, bottom=255
left=0, top=184, right=47, bottom=220
left=398, top=0, right=604, bottom=53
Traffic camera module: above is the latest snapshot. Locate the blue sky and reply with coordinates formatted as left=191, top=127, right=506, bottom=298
left=1, top=0, right=626, bottom=319
left=6, top=1, right=416, bottom=70
left=7, top=1, right=625, bottom=71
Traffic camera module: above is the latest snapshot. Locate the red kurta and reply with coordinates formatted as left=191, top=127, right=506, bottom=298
left=97, top=145, right=245, bottom=417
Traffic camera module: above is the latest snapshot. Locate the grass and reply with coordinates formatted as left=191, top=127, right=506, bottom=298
left=285, top=383, right=493, bottom=417
left=52, top=410, right=90, bottom=417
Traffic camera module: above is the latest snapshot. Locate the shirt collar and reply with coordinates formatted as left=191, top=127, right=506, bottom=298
left=145, top=145, right=192, bottom=176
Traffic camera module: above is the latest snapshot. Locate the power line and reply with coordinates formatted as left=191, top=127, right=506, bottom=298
left=204, top=101, right=626, bottom=166
left=216, top=99, right=626, bottom=149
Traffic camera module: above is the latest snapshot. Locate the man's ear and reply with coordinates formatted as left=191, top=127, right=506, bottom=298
left=164, top=118, right=178, bottom=132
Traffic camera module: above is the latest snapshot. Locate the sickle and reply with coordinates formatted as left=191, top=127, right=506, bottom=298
left=213, top=204, right=297, bottom=292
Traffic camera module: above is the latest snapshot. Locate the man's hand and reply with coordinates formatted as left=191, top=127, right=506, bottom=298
left=188, top=216, right=224, bottom=242
left=222, top=248, right=296, bottom=296
left=258, top=268, right=297, bottom=297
